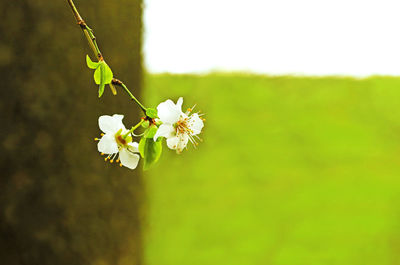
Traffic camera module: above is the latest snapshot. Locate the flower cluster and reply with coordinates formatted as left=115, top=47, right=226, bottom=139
left=95, top=98, right=205, bottom=170
left=68, top=4, right=205, bottom=171
left=154, top=97, right=204, bottom=153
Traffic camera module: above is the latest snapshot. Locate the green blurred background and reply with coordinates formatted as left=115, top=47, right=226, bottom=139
left=144, top=74, right=400, bottom=265
left=2, top=1, right=400, bottom=265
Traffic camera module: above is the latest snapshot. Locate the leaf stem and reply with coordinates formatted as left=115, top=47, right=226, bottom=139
left=66, top=0, right=147, bottom=111
left=123, top=119, right=144, bottom=139
left=112, top=78, right=147, bottom=114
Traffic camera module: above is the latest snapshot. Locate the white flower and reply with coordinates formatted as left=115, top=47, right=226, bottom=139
left=154, top=97, right=204, bottom=153
left=96, top=114, right=140, bottom=169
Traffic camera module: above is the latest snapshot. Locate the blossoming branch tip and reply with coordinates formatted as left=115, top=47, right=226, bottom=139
left=96, top=114, right=140, bottom=169
left=153, top=97, right=204, bottom=153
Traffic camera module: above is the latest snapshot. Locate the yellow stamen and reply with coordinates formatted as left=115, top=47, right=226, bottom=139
left=101, top=152, right=104, bottom=156
left=119, top=163, right=123, bottom=167
left=110, top=160, right=114, bottom=163
left=94, top=138, right=99, bottom=141
left=116, top=159, right=120, bottom=163
left=101, top=133, right=104, bottom=136
left=104, top=157, right=108, bottom=161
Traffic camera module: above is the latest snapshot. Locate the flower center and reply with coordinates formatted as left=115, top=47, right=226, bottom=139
left=114, top=129, right=132, bottom=147
left=175, top=117, right=193, bottom=135
left=115, top=134, right=127, bottom=146
left=176, top=119, right=188, bottom=134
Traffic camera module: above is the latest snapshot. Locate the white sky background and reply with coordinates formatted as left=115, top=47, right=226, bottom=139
left=144, top=0, right=400, bottom=76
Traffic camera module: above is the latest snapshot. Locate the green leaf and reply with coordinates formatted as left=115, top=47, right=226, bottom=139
left=138, top=137, right=146, bottom=158
left=146, top=108, right=158, bottom=119
left=103, top=63, right=113, bottom=83
left=94, top=61, right=113, bottom=85
left=86, top=55, right=99, bottom=69
left=94, top=61, right=113, bottom=98
left=94, top=65, right=101, bottom=85
left=98, top=82, right=105, bottom=98
left=141, top=120, right=150, bottom=129
left=139, top=137, right=162, bottom=170
left=144, top=125, right=158, bottom=139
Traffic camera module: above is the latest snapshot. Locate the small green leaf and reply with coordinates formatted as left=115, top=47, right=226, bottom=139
left=94, top=61, right=113, bottom=98
left=146, top=108, right=158, bottom=119
left=144, top=125, right=158, bottom=139
left=98, top=82, right=105, bottom=98
left=94, top=65, right=101, bottom=85
left=139, top=137, right=146, bottom=158
left=86, top=55, right=99, bottom=69
left=94, top=61, right=113, bottom=85
left=141, top=120, right=150, bottom=129
left=103, top=63, right=113, bottom=83
left=139, top=137, right=162, bottom=170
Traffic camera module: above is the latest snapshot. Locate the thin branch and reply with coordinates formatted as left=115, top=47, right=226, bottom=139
left=112, top=78, right=147, bottom=113
left=67, top=0, right=83, bottom=23
left=67, top=0, right=102, bottom=60
left=66, top=0, right=147, bottom=114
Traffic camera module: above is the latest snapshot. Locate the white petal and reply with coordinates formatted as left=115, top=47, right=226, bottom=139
left=112, top=114, right=124, bottom=121
left=166, top=136, right=179, bottom=150
left=157, top=99, right=181, bottom=124
left=166, top=133, right=189, bottom=153
left=153, top=124, right=175, bottom=141
left=98, top=114, right=126, bottom=134
left=97, top=134, right=118, bottom=154
left=188, top=113, right=204, bottom=135
left=177, top=97, right=184, bottom=110
left=112, top=114, right=127, bottom=131
left=119, top=148, right=140, bottom=169
left=180, top=112, right=189, bottom=120
left=127, top=142, right=139, bottom=152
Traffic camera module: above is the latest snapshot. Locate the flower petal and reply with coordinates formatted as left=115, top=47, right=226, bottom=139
left=99, top=114, right=126, bottom=134
left=112, top=114, right=127, bottom=131
left=157, top=99, right=181, bottom=124
left=153, top=124, right=175, bottom=141
left=166, top=133, right=189, bottom=153
left=97, top=134, right=118, bottom=154
left=119, top=148, right=140, bottom=169
left=177, top=97, right=184, bottom=110
left=127, top=142, right=139, bottom=152
left=188, top=113, right=204, bottom=135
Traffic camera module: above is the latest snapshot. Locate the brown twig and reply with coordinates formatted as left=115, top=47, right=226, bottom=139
left=66, top=0, right=102, bottom=60
left=66, top=0, right=147, bottom=114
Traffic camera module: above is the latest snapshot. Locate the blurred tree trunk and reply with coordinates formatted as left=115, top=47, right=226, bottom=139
left=0, top=1, right=143, bottom=265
